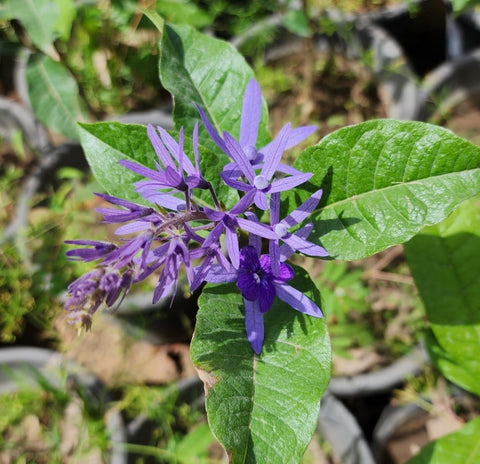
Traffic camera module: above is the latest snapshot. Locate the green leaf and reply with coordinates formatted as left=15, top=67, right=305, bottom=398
left=141, top=7, right=165, bottom=35
left=173, top=423, right=216, bottom=460
left=27, top=54, right=88, bottom=141
left=155, top=0, right=212, bottom=29
left=283, top=10, right=310, bottom=38
left=404, top=196, right=480, bottom=396
left=78, top=122, right=157, bottom=204
left=53, top=0, right=75, bottom=40
left=295, top=120, right=480, bottom=260
left=407, top=416, right=480, bottom=464
left=450, top=0, right=480, bottom=14
left=6, top=0, right=59, bottom=57
left=190, top=268, right=331, bottom=463
left=159, top=23, right=270, bottom=152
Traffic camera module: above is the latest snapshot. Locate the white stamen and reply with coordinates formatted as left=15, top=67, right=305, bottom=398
left=274, top=223, right=289, bottom=238
left=254, top=175, right=269, bottom=190
left=244, top=145, right=257, bottom=161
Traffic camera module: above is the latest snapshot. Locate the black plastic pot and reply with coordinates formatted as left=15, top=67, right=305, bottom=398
left=354, top=0, right=480, bottom=121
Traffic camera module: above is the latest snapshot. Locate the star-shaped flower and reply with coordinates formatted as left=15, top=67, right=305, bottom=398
left=205, top=245, right=324, bottom=354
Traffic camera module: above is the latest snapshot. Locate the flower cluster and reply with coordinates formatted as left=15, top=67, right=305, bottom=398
left=65, top=78, right=328, bottom=353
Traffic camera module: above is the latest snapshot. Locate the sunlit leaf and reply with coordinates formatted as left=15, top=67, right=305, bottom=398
left=405, top=196, right=480, bottom=396
left=159, top=23, right=270, bottom=152
left=407, top=417, right=480, bottom=464
left=191, top=267, right=331, bottom=463
left=294, top=120, right=480, bottom=260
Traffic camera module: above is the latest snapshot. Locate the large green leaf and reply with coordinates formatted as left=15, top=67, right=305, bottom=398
left=294, top=120, right=480, bottom=260
left=190, top=268, right=331, bottom=464
left=27, top=54, right=88, bottom=141
left=404, top=196, right=480, bottom=396
left=158, top=23, right=270, bottom=152
left=407, top=416, right=480, bottom=464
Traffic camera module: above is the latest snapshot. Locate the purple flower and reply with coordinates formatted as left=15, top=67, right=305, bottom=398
left=94, top=193, right=157, bottom=224
left=119, top=123, right=209, bottom=210
left=65, top=265, right=134, bottom=330
left=220, top=125, right=313, bottom=210
left=196, top=78, right=317, bottom=179
left=206, top=246, right=324, bottom=354
left=64, top=240, right=117, bottom=262
left=201, top=188, right=257, bottom=268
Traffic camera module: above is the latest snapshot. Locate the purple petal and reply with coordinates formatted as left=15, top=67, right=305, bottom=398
left=269, top=172, right=313, bottom=193
left=284, top=125, right=317, bottom=149
left=254, top=191, right=269, bottom=211
left=244, top=212, right=263, bottom=254
left=237, top=218, right=278, bottom=240
left=203, top=264, right=237, bottom=284
left=223, top=132, right=256, bottom=183
left=219, top=172, right=250, bottom=192
left=244, top=299, right=264, bottom=355
left=226, top=226, right=240, bottom=268
left=94, top=193, right=142, bottom=209
left=261, top=123, right=291, bottom=180
left=240, top=78, right=261, bottom=148
left=119, top=160, right=166, bottom=182
left=203, top=207, right=226, bottom=222
left=276, top=262, right=294, bottom=282
left=165, top=165, right=183, bottom=188
left=157, top=126, right=196, bottom=174
left=203, top=222, right=225, bottom=249
left=279, top=223, right=314, bottom=260
left=65, top=241, right=116, bottom=262
left=135, top=188, right=184, bottom=210
left=258, top=278, right=276, bottom=313
left=275, top=163, right=305, bottom=176
left=239, top=245, right=260, bottom=270
left=237, top=271, right=260, bottom=300
left=229, top=188, right=256, bottom=215
left=270, top=192, right=281, bottom=226
left=147, top=124, right=174, bottom=169
left=114, top=221, right=151, bottom=235
left=282, top=189, right=323, bottom=228
left=275, top=283, right=324, bottom=318
left=284, top=233, right=329, bottom=257
left=261, top=125, right=317, bottom=153
left=195, top=104, right=227, bottom=153
left=193, top=121, right=201, bottom=173
left=269, top=239, right=280, bottom=277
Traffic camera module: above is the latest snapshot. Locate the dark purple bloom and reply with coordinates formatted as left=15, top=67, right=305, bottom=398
left=205, top=246, right=324, bottom=354
left=236, top=246, right=294, bottom=313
